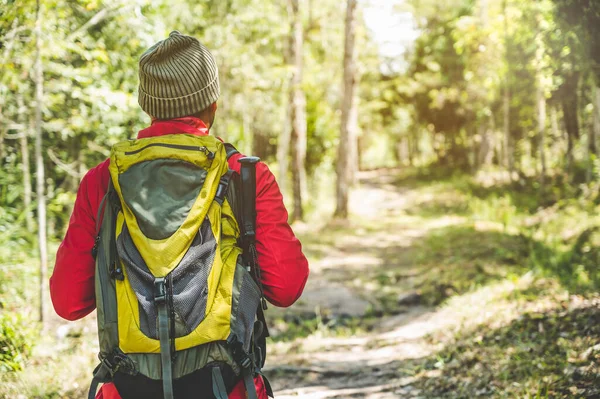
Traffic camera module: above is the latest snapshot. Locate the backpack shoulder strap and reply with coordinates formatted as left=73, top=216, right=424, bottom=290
left=223, top=142, right=240, bottom=160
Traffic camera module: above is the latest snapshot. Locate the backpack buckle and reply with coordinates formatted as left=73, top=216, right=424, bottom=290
left=110, top=261, right=124, bottom=281
left=227, top=336, right=253, bottom=370
left=154, top=278, right=167, bottom=304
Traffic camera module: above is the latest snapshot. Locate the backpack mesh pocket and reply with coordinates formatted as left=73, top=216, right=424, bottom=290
left=117, top=225, right=157, bottom=338
left=117, top=219, right=216, bottom=339
left=170, top=219, right=215, bottom=336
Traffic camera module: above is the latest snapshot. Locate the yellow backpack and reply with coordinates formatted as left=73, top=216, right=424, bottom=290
left=88, top=134, right=271, bottom=399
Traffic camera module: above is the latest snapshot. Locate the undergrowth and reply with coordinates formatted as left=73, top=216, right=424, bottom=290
left=414, top=297, right=600, bottom=398
left=407, top=168, right=600, bottom=300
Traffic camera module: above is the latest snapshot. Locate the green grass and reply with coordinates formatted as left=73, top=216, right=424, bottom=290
left=400, top=168, right=600, bottom=294
left=412, top=295, right=600, bottom=398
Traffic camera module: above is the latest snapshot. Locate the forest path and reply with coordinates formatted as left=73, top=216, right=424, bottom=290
left=266, top=169, right=466, bottom=398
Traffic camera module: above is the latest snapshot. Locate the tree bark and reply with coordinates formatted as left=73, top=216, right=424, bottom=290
left=551, top=106, right=560, bottom=139
left=584, top=84, right=599, bottom=182
left=537, top=75, right=547, bottom=187
left=502, top=0, right=512, bottom=175
left=288, top=0, right=307, bottom=222
left=335, top=0, right=358, bottom=218
left=0, top=125, right=5, bottom=163
left=277, top=2, right=294, bottom=197
left=278, top=93, right=292, bottom=196
left=592, top=85, right=600, bottom=157
left=477, top=124, right=487, bottom=167
left=479, top=0, right=488, bottom=26
left=562, top=96, right=578, bottom=171
left=560, top=71, right=580, bottom=174
left=17, top=95, right=33, bottom=232
left=34, top=0, right=48, bottom=324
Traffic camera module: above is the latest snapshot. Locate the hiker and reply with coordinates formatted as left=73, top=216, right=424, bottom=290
left=49, top=31, right=309, bottom=399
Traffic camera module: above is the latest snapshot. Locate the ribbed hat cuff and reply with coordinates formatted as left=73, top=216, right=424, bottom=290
left=138, top=78, right=220, bottom=119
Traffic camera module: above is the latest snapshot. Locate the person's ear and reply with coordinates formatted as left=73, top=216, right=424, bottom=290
left=211, top=102, right=218, bottom=113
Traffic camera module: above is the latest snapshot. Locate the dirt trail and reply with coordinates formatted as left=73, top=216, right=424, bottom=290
left=39, top=169, right=465, bottom=398
left=266, top=170, right=464, bottom=398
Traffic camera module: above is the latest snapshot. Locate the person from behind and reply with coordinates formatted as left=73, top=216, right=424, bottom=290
left=49, top=31, right=309, bottom=399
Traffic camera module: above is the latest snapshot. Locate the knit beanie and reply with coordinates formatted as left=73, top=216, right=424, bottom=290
left=138, top=31, right=220, bottom=119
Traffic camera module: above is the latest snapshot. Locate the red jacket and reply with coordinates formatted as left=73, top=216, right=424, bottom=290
left=49, top=117, right=309, bottom=399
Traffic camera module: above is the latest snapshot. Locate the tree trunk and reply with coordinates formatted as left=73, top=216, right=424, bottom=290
left=277, top=2, right=294, bottom=197
left=479, top=0, right=488, bottom=26
left=551, top=106, right=560, bottom=138
left=502, top=0, right=512, bottom=175
left=537, top=77, right=547, bottom=188
left=479, top=115, right=495, bottom=167
left=34, top=0, right=48, bottom=324
left=592, top=85, right=600, bottom=157
left=560, top=72, right=580, bottom=173
left=477, top=125, right=487, bottom=168
left=549, top=105, right=560, bottom=168
left=17, top=95, right=33, bottom=232
left=277, top=91, right=292, bottom=196
left=408, top=135, right=415, bottom=166
left=0, top=125, right=5, bottom=162
left=583, top=84, right=598, bottom=183
left=563, top=98, right=578, bottom=171
left=288, top=0, right=307, bottom=222
left=335, top=0, right=358, bottom=218
left=565, top=126, right=574, bottom=172
left=348, top=92, right=359, bottom=185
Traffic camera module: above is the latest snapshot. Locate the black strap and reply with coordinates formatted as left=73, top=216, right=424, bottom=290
left=243, top=367, right=259, bottom=399
left=88, top=378, right=100, bottom=399
left=91, top=196, right=108, bottom=259
left=92, top=180, right=115, bottom=259
left=87, top=354, right=119, bottom=399
left=239, top=157, right=259, bottom=249
left=215, top=170, right=234, bottom=206
left=238, top=157, right=270, bottom=338
left=104, top=181, right=123, bottom=281
left=154, top=277, right=174, bottom=399
left=211, top=367, right=229, bottom=399
left=87, top=363, right=111, bottom=399
left=224, top=142, right=240, bottom=160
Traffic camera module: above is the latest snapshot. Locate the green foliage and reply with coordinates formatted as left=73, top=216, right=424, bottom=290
left=414, top=301, right=600, bottom=398
left=552, top=0, right=600, bottom=83
left=0, top=313, right=32, bottom=372
left=393, top=168, right=600, bottom=299
left=399, top=0, right=599, bottom=175
left=529, top=226, right=600, bottom=293
left=414, top=225, right=529, bottom=305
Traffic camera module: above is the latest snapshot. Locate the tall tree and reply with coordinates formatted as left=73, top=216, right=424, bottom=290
left=288, top=0, right=308, bottom=221
left=551, top=0, right=599, bottom=172
left=502, top=0, right=512, bottom=173
left=476, top=0, right=494, bottom=168
left=537, top=73, right=547, bottom=186
left=17, top=95, right=33, bottom=232
left=277, top=36, right=292, bottom=196
left=535, top=8, right=548, bottom=187
left=335, top=0, right=358, bottom=218
left=34, top=0, right=48, bottom=323
left=594, top=86, right=600, bottom=158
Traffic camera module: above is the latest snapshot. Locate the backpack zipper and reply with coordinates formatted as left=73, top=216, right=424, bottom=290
left=124, top=143, right=215, bottom=159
